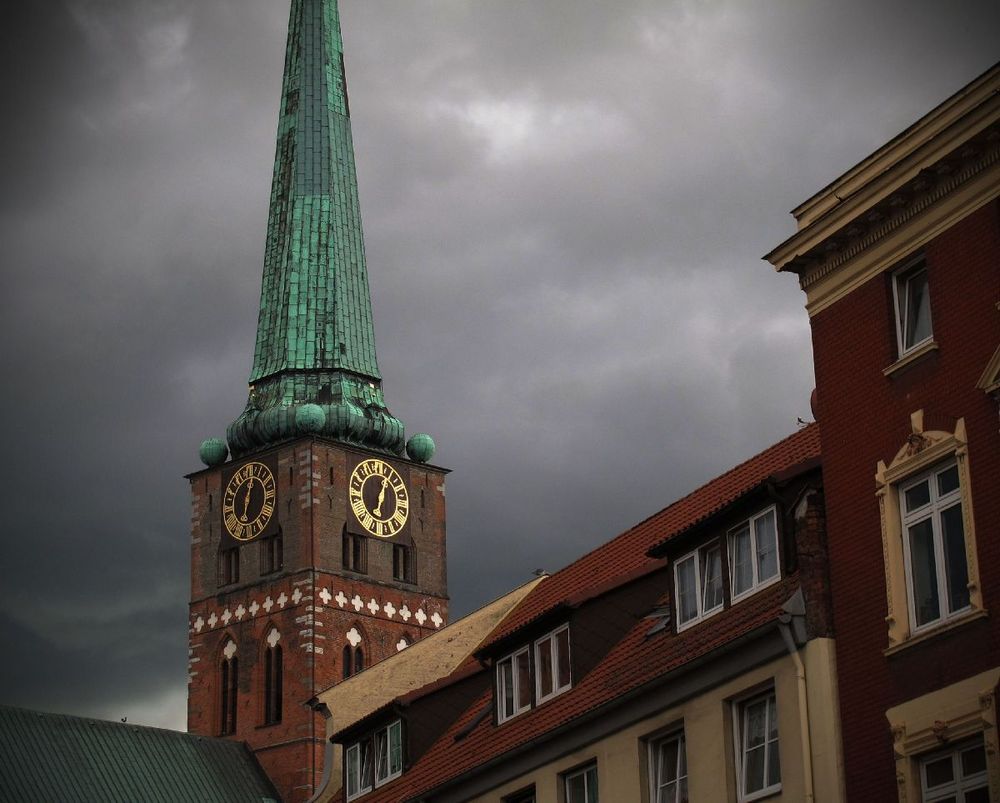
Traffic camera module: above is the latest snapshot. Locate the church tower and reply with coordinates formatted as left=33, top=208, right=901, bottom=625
left=186, top=2, right=448, bottom=800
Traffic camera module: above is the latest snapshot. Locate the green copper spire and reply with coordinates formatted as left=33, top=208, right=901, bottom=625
left=227, top=0, right=405, bottom=458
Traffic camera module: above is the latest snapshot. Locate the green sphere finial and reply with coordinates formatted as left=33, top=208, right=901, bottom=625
left=407, top=433, right=435, bottom=464
left=296, top=403, right=326, bottom=434
left=199, top=438, right=229, bottom=467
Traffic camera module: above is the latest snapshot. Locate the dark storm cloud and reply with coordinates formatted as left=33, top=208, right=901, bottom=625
left=1, top=0, right=997, bottom=729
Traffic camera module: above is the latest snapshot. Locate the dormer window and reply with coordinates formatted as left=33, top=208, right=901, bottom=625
left=674, top=541, right=724, bottom=630
left=496, top=646, right=531, bottom=723
left=534, top=624, right=571, bottom=703
left=346, top=719, right=403, bottom=800
left=729, top=507, right=780, bottom=601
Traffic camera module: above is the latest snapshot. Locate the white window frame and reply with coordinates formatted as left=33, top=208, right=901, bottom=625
left=649, top=730, right=687, bottom=803
left=734, top=689, right=781, bottom=803
left=920, top=737, right=989, bottom=802
left=534, top=624, right=572, bottom=704
left=899, top=460, right=971, bottom=634
left=346, top=720, right=403, bottom=801
left=496, top=646, right=531, bottom=723
left=892, top=256, right=933, bottom=358
left=674, top=541, right=724, bottom=631
left=563, top=762, right=598, bottom=803
left=728, top=506, right=781, bottom=602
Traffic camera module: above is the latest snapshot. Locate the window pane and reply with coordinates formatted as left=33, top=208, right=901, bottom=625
left=499, top=659, right=513, bottom=718
left=516, top=650, right=532, bottom=710
left=346, top=745, right=359, bottom=798
left=361, top=741, right=374, bottom=789
left=537, top=637, right=553, bottom=698
left=659, top=740, right=679, bottom=784
left=731, top=527, right=753, bottom=595
left=940, top=504, right=970, bottom=613
left=585, top=766, right=598, bottom=803
left=702, top=545, right=723, bottom=611
left=908, top=518, right=941, bottom=626
left=556, top=628, right=571, bottom=689
left=755, top=510, right=778, bottom=582
left=904, top=479, right=930, bottom=512
left=676, top=557, right=698, bottom=623
left=937, top=465, right=959, bottom=496
left=966, top=788, right=990, bottom=803
left=744, top=745, right=766, bottom=793
left=566, top=773, right=586, bottom=803
left=745, top=699, right=766, bottom=748
left=961, top=744, right=986, bottom=777
left=374, top=729, right=388, bottom=782
left=903, top=268, right=931, bottom=348
left=923, top=755, right=954, bottom=788
left=388, top=721, right=402, bottom=775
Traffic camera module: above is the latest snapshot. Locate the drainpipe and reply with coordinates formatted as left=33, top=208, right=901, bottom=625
left=304, top=699, right=334, bottom=803
left=778, top=614, right=815, bottom=803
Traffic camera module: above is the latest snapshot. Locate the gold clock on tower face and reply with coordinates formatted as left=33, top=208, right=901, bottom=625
left=349, top=458, right=409, bottom=538
left=222, top=461, right=276, bottom=541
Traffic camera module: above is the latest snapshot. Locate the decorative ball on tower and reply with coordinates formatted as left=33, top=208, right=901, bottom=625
left=406, top=433, right=436, bottom=464
left=199, top=438, right=229, bottom=467
left=295, top=403, right=327, bottom=435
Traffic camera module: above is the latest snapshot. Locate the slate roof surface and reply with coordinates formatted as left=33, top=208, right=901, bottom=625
left=0, top=706, right=278, bottom=803
left=356, top=423, right=821, bottom=801
left=482, top=423, right=821, bottom=650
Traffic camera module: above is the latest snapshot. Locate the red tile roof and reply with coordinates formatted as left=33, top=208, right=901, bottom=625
left=482, top=423, right=821, bottom=649
left=357, top=424, right=821, bottom=802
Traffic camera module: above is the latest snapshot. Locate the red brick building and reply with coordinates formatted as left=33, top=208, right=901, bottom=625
left=766, top=62, right=1000, bottom=802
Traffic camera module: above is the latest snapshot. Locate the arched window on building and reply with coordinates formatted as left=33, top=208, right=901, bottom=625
left=343, top=627, right=366, bottom=678
left=262, top=628, right=282, bottom=725
left=342, top=644, right=353, bottom=679
left=219, top=638, right=238, bottom=736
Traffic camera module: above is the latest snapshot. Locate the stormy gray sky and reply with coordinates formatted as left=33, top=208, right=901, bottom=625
left=1, top=1, right=996, bottom=731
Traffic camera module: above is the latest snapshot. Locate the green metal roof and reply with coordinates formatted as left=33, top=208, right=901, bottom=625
left=226, top=0, right=407, bottom=458
left=0, top=706, right=279, bottom=803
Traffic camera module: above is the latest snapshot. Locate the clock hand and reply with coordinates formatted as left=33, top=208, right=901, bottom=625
left=373, top=477, right=389, bottom=517
left=241, top=479, right=253, bottom=522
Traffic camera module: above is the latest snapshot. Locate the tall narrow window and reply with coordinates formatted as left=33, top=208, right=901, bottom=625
left=354, top=646, right=365, bottom=673
left=535, top=624, right=571, bottom=703
left=219, top=640, right=238, bottom=736
left=263, top=630, right=282, bottom=726
left=260, top=533, right=283, bottom=575
left=893, top=258, right=933, bottom=356
left=343, top=531, right=368, bottom=574
left=729, top=507, right=780, bottom=600
left=218, top=547, right=239, bottom=587
left=736, top=690, right=780, bottom=801
left=901, top=461, right=970, bottom=631
left=649, top=731, right=687, bottom=803
left=496, top=646, right=531, bottom=723
left=343, top=645, right=353, bottom=679
left=564, top=763, right=598, bottom=803
left=393, top=544, right=415, bottom=583
left=675, top=541, right=724, bottom=630
left=920, top=738, right=988, bottom=802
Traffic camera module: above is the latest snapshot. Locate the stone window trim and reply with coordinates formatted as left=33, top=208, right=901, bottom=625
left=876, top=413, right=983, bottom=651
left=919, top=738, right=989, bottom=802
left=887, top=668, right=1000, bottom=803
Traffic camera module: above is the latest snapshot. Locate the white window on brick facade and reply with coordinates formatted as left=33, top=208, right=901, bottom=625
left=893, top=257, right=933, bottom=357
left=728, top=507, right=780, bottom=601
left=674, top=541, right=724, bottom=630
left=920, top=738, right=989, bottom=803
left=535, top=624, right=571, bottom=703
left=496, top=646, right=531, bottom=723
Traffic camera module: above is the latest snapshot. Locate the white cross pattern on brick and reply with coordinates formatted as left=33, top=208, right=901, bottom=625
left=208, top=612, right=218, bottom=628
left=396, top=638, right=409, bottom=652
left=235, top=604, right=246, bottom=620
left=221, top=609, right=233, bottom=625
left=335, top=591, right=348, bottom=608
left=291, top=588, right=302, bottom=605
left=266, top=628, right=281, bottom=648
left=193, top=616, right=204, bottom=633
left=223, top=640, right=237, bottom=660
left=367, top=598, right=380, bottom=615
left=431, top=611, right=443, bottom=628
left=351, top=595, right=364, bottom=611
left=249, top=600, right=260, bottom=617
left=319, top=588, right=332, bottom=605
left=415, top=608, right=427, bottom=625
left=384, top=601, right=396, bottom=618
left=277, top=592, right=288, bottom=608
left=263, top=596, right=274, bottom=613
left=399, top=605, right=411, bottom=621
left=346, top=627, right=362, bottom=647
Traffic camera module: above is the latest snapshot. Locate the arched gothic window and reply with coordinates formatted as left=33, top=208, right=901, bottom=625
left=263, top=628, right=282, bottom=725
left=220, top=639, right=238, bottom=736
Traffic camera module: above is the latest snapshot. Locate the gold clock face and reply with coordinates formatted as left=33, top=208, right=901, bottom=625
left=349, top=458, right=409, bottom=538
left=222, top=461, right=276, bottom=541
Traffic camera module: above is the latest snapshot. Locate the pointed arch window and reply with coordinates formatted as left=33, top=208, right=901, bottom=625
left=343, top=628, right=366, bottom=678
left=220, top=639, right=238, bottom=736
left=263, top=628, right=283, bottom=725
